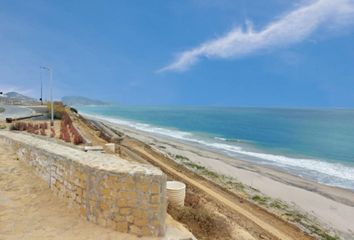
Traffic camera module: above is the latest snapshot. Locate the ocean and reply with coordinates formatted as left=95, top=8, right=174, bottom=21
left=77, top=105, right=354, bottom=191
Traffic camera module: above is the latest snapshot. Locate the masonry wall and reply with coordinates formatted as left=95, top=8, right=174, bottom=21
left=0, top=131, right=167, bottom=237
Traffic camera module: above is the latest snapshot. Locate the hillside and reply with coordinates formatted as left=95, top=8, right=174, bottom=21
left=0, top=91, right=39, bottom=105
left=2, top=92, right=37, bottom=101
left=62, top=96, right=108, bottom=106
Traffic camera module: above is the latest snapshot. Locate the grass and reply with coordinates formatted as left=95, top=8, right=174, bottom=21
left=251, top=195, right=269, bottom=205
left=184, top=162, right=206, bottom=170
left=175, top=154, right=189, bottom=160
left=304, top=223, right=339, bottom=240
left=201, top=168, right=219, bottom=178
left=225, top=180, right=245, bottom=191
left=177, top=155, right=220, bottom=179
left=269, top=199, right=288, bottom=210
left=281, top=210, right=339, bottom=240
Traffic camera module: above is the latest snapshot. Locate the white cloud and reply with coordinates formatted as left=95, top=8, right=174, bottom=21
left=159, top=0, right=354, bottom=72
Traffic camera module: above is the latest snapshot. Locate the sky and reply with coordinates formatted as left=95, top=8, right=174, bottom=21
left=1, top=0, right=354, bottom=108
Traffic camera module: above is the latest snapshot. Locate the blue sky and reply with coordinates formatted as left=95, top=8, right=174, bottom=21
left=1, top=0, right=354, bottom=107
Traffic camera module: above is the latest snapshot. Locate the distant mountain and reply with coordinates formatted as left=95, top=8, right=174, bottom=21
left=62, top=96, right=109, bottom=106
left=1, top=91, right=37, bottom=102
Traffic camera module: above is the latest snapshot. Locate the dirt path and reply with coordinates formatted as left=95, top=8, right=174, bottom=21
left=123, top=141, right=314, bottom=240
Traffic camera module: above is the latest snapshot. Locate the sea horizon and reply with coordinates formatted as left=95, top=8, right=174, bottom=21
left=77, top=105, right=354, bottom=191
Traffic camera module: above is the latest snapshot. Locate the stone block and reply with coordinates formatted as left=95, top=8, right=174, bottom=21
left=129, top=225, right=142, bottom=236
left=134, top=217, right=148, bottom=227
left=117, top=222, right=128, bottom=233
left=151, top=183, right=160, bottom=194
left=119, top=208, right=132, bottom=216
left=151, top=195, right=160, bottom=204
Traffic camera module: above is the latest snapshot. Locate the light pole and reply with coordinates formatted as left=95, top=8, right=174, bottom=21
left=40, top=66, right=54, bottom=126
left=40, top=69, right=43, bottom=105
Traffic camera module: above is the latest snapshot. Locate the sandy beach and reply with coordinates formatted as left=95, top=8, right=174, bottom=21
left=88, top=115, right=354, bottom=239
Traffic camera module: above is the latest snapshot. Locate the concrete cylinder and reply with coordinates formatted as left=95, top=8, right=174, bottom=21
left=166, top=181, right=186, bottom=207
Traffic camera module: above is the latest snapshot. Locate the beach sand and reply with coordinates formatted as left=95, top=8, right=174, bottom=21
left=93, top=116, right=354, bottom=238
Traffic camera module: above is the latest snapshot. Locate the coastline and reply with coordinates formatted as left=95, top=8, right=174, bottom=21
left=77, top=108, right=354, bottom=192
left=84, top=113, right=354, bottom=237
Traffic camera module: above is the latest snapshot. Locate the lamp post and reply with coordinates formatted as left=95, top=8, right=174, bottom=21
left=40, top=66, right=54, bottom=126
left=40, top=69, right=43, bottom=105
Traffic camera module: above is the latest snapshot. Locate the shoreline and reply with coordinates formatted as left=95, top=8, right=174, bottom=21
left=78, top=111, right=354, bottom=192
left=85, top=114, right=354, bottom=237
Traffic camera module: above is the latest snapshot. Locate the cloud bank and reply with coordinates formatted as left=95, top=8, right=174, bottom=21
left=159, top=0, right=354, bottom=72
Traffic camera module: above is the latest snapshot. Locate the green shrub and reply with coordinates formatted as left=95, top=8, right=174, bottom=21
left=47, top=102, right=66, bottom=119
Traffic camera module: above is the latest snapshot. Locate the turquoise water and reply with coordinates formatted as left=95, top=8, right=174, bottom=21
left=78, top=105, right=354, bottom=190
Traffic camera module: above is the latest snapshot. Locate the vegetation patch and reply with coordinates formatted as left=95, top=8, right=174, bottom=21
left=169, top=152, right=339, bottom=240
left=225, top=180, right=245, bottom=192
left=269, top=199, right=288, bottom=210
left=175, top=154, right=189, bottom=160
left=47, top=102, right=66, bottom=119
left=184, top=162, right=206, bottom=170
left=251, top=195, right=269, bottom=205
left=173, top=154, right=246, bottom=193
left=281, top=210, right=339, bottom=240
left=69, top=107, right=78, bottom=114
left=168, top=191, right=232, bottom=240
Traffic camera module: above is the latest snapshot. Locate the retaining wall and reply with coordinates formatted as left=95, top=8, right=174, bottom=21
left=0, top=131, right=167, bottom=237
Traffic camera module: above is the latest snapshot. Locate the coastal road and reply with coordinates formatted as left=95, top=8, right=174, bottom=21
left=0, top=105, right=34, bottom=120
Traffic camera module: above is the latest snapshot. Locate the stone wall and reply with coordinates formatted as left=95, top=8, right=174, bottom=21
left=0, top=131, right=167, bottom=237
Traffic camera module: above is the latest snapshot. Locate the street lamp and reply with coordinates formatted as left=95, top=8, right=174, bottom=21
left=40, top=66, right=54, bottom=126
left=40, top=69, right=43, bottom=105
